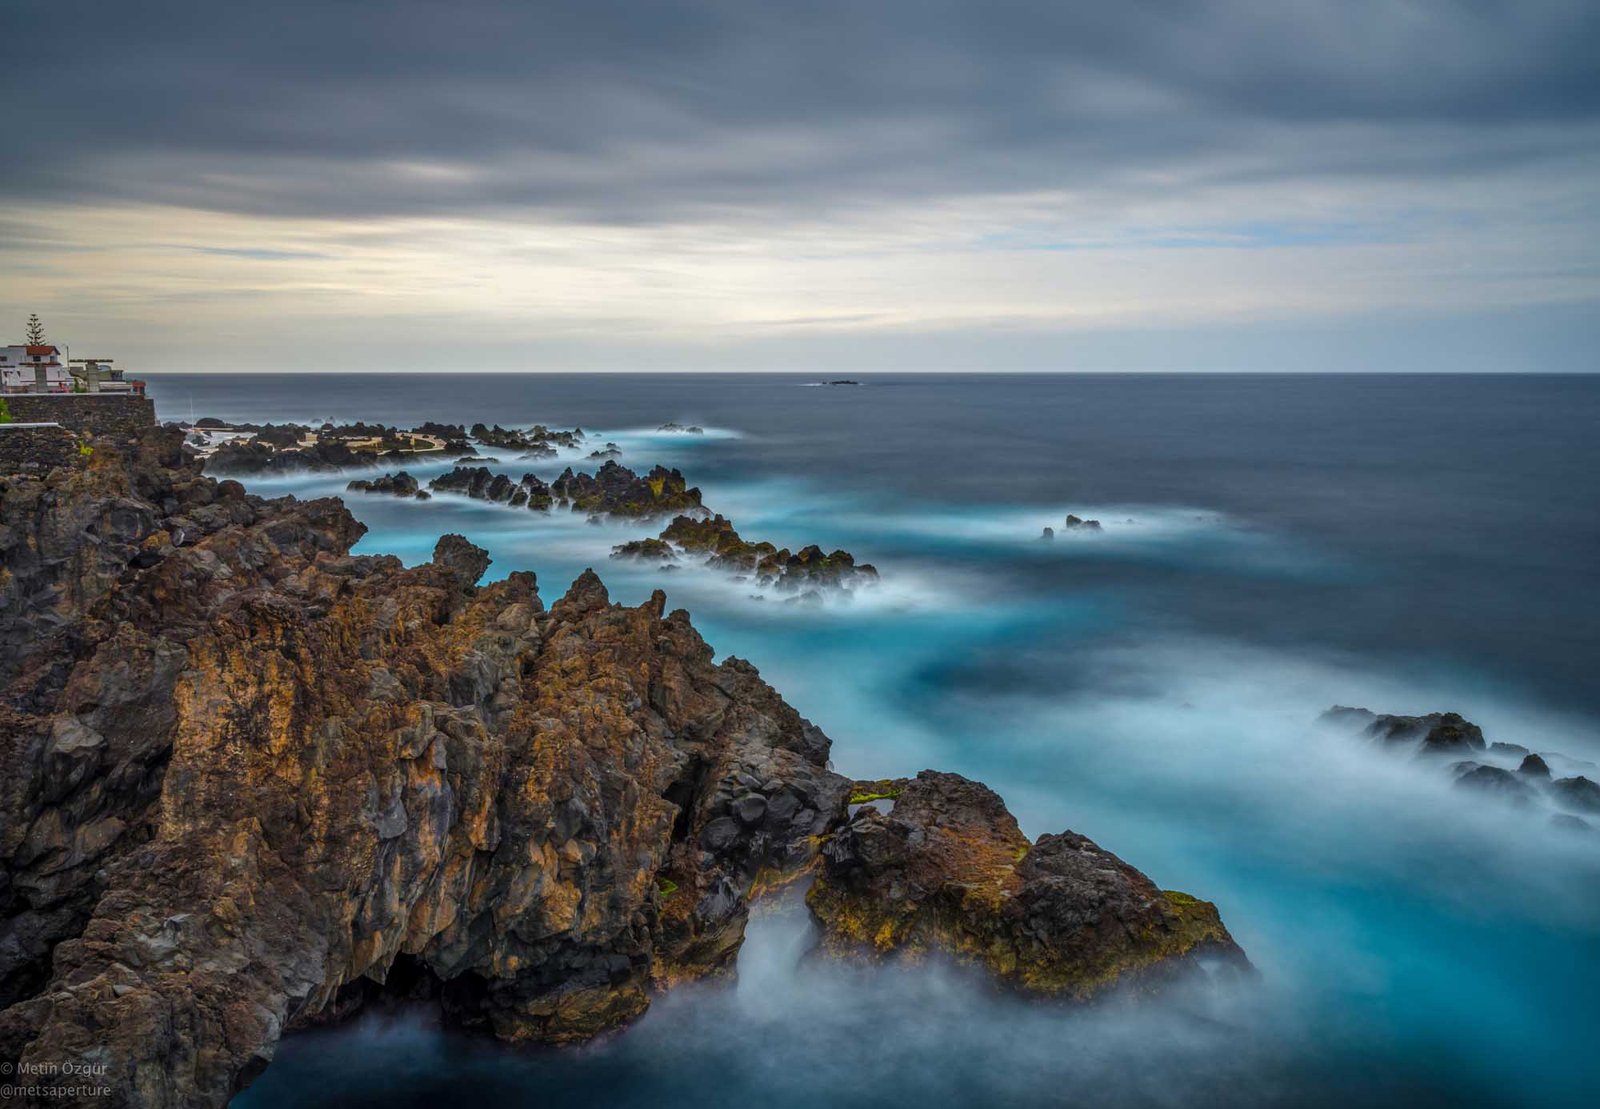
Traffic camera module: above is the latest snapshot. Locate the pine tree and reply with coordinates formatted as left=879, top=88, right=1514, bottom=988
left=25, top=314, right=45, bottom=345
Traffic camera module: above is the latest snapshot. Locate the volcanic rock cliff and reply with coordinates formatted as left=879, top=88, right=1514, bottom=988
left=0, top=431, right=1245, bottom=1107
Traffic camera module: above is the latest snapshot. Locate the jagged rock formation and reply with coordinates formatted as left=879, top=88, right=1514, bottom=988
left=808, top=772, right=1248, bottom=998
left=428, top=466, right=553, bottom=510
left=346, top=471, right=425, bottom=499
left=469, top=424, right=583, bottom=456
left=653, top=514, right=879, bottom=595
left=657, top=423, right=704, bottom=435
left=547, top=461, right=701, bottom=518
left=1322, top=707, right=1600, bottom=832
left=1062, top=514, right=1102, bottom=530
left=610, top=537, right=677, bottom=562
left=0, top=434, right=1248, bottom=1106
left=0, top=430, right=849, bottom=1105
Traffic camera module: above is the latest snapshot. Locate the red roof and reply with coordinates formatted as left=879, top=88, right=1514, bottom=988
left=25, top=344, right=58, bottom=356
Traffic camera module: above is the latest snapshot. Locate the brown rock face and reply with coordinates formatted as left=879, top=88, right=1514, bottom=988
left=0, top=430, right=846, bottom=1106
left=807, top=772, right=1249, bottom=999
left=1, top=431, right=1246, bottom=1107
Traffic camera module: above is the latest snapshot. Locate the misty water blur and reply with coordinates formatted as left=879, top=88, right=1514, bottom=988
left=177, top=373, right=1600, bottom=1107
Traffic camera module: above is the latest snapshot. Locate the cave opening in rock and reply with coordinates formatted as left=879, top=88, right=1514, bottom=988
left=663, top=757, right=710, bottom=842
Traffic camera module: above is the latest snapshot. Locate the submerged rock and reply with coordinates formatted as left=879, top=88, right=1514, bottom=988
left=1324, top=707, right=1485, bottom=757
left=1323, top=707, right=1600, bottom=827
left=1489, top=741, right=1532, bottom=759
left=1549, top=776, right=1600, bottom=815
left=1453, top=764, right=1536, bottom=805
left=807, top=771, right=1249, bottom=1000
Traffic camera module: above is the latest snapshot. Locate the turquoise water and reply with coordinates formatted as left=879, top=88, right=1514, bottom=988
left=159, top=373, right=1600, bottom=1108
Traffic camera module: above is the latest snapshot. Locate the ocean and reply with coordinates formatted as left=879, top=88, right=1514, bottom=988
left=145, top=372, right=1600, bottom=1108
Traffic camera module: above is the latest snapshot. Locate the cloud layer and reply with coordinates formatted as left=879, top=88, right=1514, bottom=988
left=2, top=0, right=1597, bottom=370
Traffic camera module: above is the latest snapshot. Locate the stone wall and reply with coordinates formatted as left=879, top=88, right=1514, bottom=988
left=0, top=424, right=81, bottom=475
left=4, top=394, right=157, bottom=438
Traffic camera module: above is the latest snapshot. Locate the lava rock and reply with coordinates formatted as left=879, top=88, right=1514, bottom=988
left=807, top=770, right=1249, bottom=1000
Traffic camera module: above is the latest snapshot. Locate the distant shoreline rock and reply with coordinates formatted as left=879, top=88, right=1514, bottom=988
left=199, top=419, right=476, bottom=475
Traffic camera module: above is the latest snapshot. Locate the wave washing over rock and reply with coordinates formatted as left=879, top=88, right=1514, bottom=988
left=1321, top=707, right=1600, bottom=832
left=0, top=429, right=1246, bottom=1107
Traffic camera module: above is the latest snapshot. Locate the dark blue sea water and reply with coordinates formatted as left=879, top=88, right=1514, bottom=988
left=147, top=373, right=1600, bottom=1109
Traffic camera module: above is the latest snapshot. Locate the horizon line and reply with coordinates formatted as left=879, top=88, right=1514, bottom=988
left=136, top=367, right=1599, bottom=376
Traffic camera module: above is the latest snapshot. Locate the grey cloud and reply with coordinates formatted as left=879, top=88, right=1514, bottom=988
left=1, top=0, right=1597, bottom=223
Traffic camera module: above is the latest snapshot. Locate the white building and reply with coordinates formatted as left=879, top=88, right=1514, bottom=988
left=0, top=343, right=72, bottom=393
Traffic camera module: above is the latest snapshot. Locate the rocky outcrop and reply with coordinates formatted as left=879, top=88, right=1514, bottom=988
left=657, top=423, right=704, bottom=435
left=611, top=537, right=677, bottom=562
left=0, top=430, right=855, bottom=1105
left=346, top=471, right=425, bottom=498
left=548, top=461, right=701, bottom=518
left=1062, top=514, right=1102, bottom=531
left=428, top=467, right=553, bottom=510
left=653, top=514, right=878, bottom=596
left=205, top=437, right=373, bottom=475
left=807, top=772, right=1248, bottom=998
left=202, top=424, right=471, bottom=477
left=1549, top=775, right=1600, bottom=815
left=1322, top=707, right=1600, bottom=832
left=469, top=424, right=582, bottom=456
left=1323, top=706, right=1486, bottom=757
left=1452, top=764, right=1537, bottom=804
left=0, top=434, right=1248, bottom=1106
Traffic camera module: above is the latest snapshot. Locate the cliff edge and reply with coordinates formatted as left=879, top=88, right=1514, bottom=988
left=0, top=432, right=1244, bottom=1107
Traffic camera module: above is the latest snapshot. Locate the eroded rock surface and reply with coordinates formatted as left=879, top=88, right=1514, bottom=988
left=1, top=431, right=847, bottom=1105
left=807, top=771, right=1248, bottom=999
left=428, top=466, right=553, bottom=510
left=549, top=461, right=701, bottom=518
left=0, top=433, right=1248, bottom=1106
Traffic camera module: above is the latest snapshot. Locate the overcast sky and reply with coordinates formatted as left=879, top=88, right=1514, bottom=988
left=2, top=0, right=1596, bottom=372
